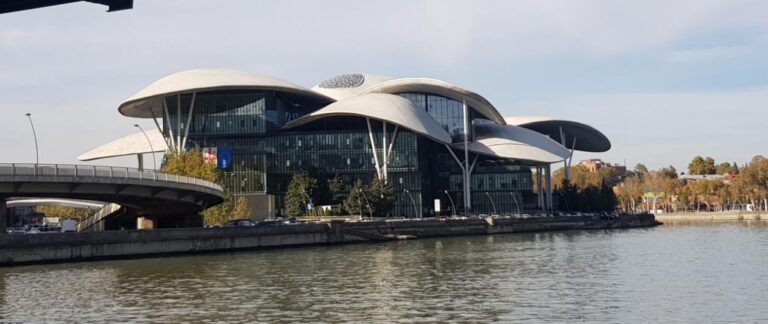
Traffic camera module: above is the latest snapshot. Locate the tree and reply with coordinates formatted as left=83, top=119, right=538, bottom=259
left=344, top=179, right=367, bottom=217
left=716, top=162, right=738, bottom=175
left=368, top=177, right=397, bottom=217
left=634, top=163, right=649, bottom=175
left=688, top=156, right=716, bottom=175
left=284, top=172, right=319, bottom=217
left=162, top=149, right=249, bottom=225
left=36, top=206, right=93, bottom=221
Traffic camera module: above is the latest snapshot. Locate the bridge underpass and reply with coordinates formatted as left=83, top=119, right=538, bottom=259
left=0, top=164, right=224, bottom=233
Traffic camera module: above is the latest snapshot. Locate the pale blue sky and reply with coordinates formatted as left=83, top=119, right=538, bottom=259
left=1, top=0, right=766, bottom=171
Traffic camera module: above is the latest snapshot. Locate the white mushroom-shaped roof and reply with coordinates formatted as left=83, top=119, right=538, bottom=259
left=361, top=78, right=506, bottom=125
left=505, top=116, right=611, bottom=153
left=78, top=128, right=168, bottom=161
left=312, top=73, right=394, bottom=100
left=451, top=120, right=570, bottom=163
left=282, top=93, right=452, bottom=144
left=119, top=69, right=334, bottom=118
left=314, top=74, right=506, bottom=125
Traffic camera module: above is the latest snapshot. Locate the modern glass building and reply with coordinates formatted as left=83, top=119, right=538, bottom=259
left=81, top=69, right=611, bottom=219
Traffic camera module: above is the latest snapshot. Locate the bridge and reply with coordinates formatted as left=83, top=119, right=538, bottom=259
left=0, top=163, right=224, bottom=232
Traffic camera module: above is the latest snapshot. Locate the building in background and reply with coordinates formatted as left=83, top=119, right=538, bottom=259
left=81, top=69, right=611, bottom=219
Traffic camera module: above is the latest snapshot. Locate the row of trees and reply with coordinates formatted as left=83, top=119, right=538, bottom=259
left=549, top=165, right=618, bottom=213
left=283, top=172, right=396, bottom=217
left=615, top=155, right=768, bottom=212
left=162, top=149, right=250, bottom=225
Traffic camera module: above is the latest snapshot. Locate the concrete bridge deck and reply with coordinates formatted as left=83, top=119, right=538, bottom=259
left=0, top=163, right=225, bottom=231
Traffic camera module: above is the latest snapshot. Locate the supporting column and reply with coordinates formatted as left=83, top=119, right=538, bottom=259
left=546, top=164, right=553, bottom=213
left=181, top=92, right=197, bottom=151
left=137, top=153, right=144, bottom=171
left=462, top=98, right=471, bottom=212
left=163, top=99, right=177, bottom=152
left=151, top=110, right=173, bottom=151
left=0, top=197, right=6, bottom=235
left=176, top=94, right=182, bottom=153
left=366, top=118, right=382, bottom=179
left=382, top=121, right=388, bottom=181
left=537, top=166, right=544, bottom=211
left=445, top=145, right=467, bottom=213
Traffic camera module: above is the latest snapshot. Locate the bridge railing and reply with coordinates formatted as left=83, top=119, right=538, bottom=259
left=0, top=163, right=223, bottom=192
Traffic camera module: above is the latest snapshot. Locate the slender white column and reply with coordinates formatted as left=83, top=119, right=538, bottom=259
left=181, top=92, right=197, bottom=151
left=176, top=94, right=181, bottom=153
left=366, top=118, right=382, bottom=179
left=151, top=110, right=172, bottom=151
left=163, top=99, right=176, bottom=152
left=382, top=121, right=388, bottom=181
left=462, top=98, right=471, bottom=211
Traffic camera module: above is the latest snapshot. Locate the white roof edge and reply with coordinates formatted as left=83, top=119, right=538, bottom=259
left=78, top=128, right=168, bottom=161
left=283, top=93, right=452, bottom=144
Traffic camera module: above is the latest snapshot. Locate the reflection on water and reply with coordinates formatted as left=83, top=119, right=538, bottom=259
left=2, top=223, right=768, bottom=323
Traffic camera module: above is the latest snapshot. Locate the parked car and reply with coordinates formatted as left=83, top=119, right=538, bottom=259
left=6, top=227, right=25, bottom=235
left=223, top=219, right=258, bottom=227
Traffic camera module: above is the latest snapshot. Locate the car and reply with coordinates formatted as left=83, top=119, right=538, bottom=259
left=223, top=219, right=258, bottom=227
left=6, top=227, right=25, bottom=235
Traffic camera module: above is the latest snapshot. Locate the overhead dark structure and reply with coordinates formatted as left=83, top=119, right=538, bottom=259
left=0, top=0, right=133, bottom=14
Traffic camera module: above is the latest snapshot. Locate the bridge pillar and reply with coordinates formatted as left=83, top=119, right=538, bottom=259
left=0, top=198, right=6, bottom=234
left=137, top=217, right=155, bottom=230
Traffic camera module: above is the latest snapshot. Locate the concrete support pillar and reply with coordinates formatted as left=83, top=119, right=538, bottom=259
left=137, top=217, right=155, bottom=230
left=0, top=197, right=6, bottom=234
left=536, top=166, right=544, bottom=211
left=545, top=164, right=552, bottom=213
left=137, top=153, right=144, bottom=171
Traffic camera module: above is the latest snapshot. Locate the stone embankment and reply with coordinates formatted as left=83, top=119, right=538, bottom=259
left=655, top=211, right=763, bottom=222
left=0, top=213, right=658, bottom=266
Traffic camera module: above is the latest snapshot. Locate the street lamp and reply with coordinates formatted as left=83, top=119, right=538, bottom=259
left=403, top=189, right=419, bottom=218
left=444, top=190, right=457, bottom=217
left=509, top=192, right=521, bottom=215
left=301, top=191, right=315, bottom=219
left=359, top=189, right=373, bottom=220
left=134, top=124, right=157, bottom=170
left=485, top=192, right=497, bottom=215
left=25, top=113, right=38, bottom=165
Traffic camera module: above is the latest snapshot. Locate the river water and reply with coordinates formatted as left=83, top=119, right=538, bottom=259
left=1, top=222, right=767, bottom=323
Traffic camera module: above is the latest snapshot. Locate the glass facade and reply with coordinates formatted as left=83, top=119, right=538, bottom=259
left=160, top=89, right=536, bottom=218
left=398, top=93, right=470, bottom=142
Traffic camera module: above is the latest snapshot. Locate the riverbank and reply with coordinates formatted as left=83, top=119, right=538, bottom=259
left=655, top=211, right=763, bottom=222
left=0, top=214, right=658, bottom=266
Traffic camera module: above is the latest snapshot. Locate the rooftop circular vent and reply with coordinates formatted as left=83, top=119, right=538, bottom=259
left=318, top=74, right=365, bottom=89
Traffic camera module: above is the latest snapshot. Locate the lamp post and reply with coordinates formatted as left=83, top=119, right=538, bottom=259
left=509, top=192, right=521, bottom=215
left=359, top=189, right=373, bottom=220
left=444, top=190, right=457, bottom=217
left=485, top=192, right=497, bottom=215
left=134, top=124, right=157, bottom=170
left=404, top=189, right=419, bottom=218
left=301, top=191, right=315, bottom=219
left=25, top=113, right=39, bottom=165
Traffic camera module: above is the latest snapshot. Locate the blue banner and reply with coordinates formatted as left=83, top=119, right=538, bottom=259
left=217, top=147, right=232, bottom=170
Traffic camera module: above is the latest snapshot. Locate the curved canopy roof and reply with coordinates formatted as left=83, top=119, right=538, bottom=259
left=119, top=69, right=334, bottom=118
left=505, top=116, right=611, bottom=153
left=362, top=78, right=506, bottom=125
left=78, top=128, right=167, bottom=161
left=313, top=74, right=506, bottom=125
left=282, top=93, right=452, bottom=144
left=452, top=120, right=570, bottom=164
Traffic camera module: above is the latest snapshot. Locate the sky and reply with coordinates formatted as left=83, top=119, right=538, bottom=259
left=1, top=0, right=767, bottom=172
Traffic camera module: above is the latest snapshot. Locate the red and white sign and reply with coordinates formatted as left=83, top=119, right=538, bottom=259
left=202, top=147, right=217, bottom=164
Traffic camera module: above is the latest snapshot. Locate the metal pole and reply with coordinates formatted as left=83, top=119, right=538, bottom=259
left=510, top=192, right=521, bottom=215
left=404, top=189, right=419, bottom=218
left=462, top=99, right=471, bottom=213
left=134, top=124, right=158, bottom=170
left=25, top=113, right=39, bottom=165
left=485, top=192, right=497, bottom=215
left=444, top=190, right=456, bottom=216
